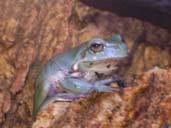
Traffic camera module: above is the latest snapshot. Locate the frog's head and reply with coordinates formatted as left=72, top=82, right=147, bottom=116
left=74, top=34, right=128, bottom=74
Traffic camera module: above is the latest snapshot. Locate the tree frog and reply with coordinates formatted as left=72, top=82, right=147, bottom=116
left=33, top=34, right=128, bottom=117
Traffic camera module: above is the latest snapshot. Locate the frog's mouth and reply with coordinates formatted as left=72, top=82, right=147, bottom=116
left=86, top=56, right=128, bottom=64
left=78, top=56, right=128, bottom=73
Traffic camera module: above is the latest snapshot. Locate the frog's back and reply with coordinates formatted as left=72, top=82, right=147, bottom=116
left=36, top=45, right=83, bottom=85
left=35, top=56, right=67, bottom=87
left=33, top=51, right=75, bottom=117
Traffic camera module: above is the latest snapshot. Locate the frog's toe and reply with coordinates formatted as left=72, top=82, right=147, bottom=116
left=117, top=80, right=127, bottom=88
left=95, top=85, right=120, bottom=92
left=112, top=75, right=127, bottom=88
left=112, top=74, right=121, bottom=81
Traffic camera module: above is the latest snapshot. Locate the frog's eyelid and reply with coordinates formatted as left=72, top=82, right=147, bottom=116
left=111, top=34, right=122, bottom=41
left=106, top=35, right=125, bottom=43
left=105, top=43, right=115, bottom=47
left=88, top=38, right=105, bottom=46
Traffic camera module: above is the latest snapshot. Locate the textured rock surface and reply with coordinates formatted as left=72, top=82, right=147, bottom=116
left=0, top=0, right=171, bottom=128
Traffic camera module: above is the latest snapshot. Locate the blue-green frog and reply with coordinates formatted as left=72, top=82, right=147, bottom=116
left=33, top=34, right=128, bottom=117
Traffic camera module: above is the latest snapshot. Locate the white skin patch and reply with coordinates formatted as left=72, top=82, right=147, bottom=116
left=72, top=59, right=86, bottom=71
left=47, top=71, right=66, bottom=86
left=93, top=56, right=97, bottom=60
left=70, top=72, right=82, bottom=77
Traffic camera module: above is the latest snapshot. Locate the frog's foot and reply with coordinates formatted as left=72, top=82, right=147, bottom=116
left=94, top=85, right=120, bottom=92
left=93, top=78, right=120, bottom=92
left=112, top=75, right=127, bottom=88
left=41, top=93, right=88, bottom=110
left=50, top=93, right=87, bottom=102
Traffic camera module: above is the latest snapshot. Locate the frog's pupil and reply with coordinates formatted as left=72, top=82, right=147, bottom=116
left=92, top=43, right=100, bottom=48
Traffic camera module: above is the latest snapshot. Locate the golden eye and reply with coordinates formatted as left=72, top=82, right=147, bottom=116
left=90, top=42, right=104, bottom=53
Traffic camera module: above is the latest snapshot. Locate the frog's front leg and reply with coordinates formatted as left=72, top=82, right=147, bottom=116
left=60, top=76, right=120, bottom=94
left=45, top=77, right=121, bottom=106
left=34, top=76, right=125, bottom=117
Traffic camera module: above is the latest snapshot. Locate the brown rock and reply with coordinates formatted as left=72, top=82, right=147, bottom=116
left=0, top=0, right=170, bottom=127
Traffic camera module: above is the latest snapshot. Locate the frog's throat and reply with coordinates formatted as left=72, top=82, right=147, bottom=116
left=72, top=58, right=86, bottom=71
left=72, top=56, right=128, bottom=71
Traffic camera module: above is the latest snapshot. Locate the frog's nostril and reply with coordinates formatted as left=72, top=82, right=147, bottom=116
left=106, top=64, right=111, bottom=68
left=114, top=45, right=120, bottom=49
left=89, top=62, right=93, bottom=66
left=121, top=37, right=126, bottom=42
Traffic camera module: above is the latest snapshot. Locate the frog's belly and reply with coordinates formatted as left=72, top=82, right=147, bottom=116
left=70, top=71, right=97, bottom=82
left=46, top=71, right=66, bottom=94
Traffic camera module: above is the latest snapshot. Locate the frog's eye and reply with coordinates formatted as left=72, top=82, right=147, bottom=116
left=90, top=42, right=104, bottom=53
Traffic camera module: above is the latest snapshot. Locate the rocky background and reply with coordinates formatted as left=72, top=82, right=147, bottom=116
left=0, top=0, right=171, bottom=128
